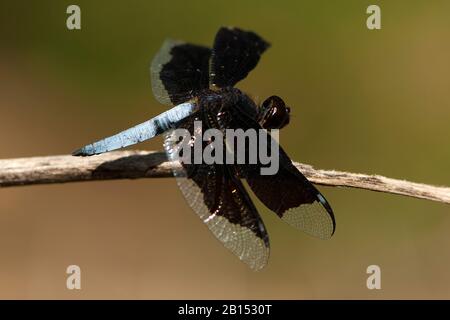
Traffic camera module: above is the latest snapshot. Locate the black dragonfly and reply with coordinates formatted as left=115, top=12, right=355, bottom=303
left=73, top=27, right=336, bottom=270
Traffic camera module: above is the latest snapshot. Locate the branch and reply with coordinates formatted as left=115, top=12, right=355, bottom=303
left=0, top=150, right=449, bottom=204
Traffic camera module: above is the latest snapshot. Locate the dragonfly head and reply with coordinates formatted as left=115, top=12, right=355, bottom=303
left=258, top=95, right=290, bottom=129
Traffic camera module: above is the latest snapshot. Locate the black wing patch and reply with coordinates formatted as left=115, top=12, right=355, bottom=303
left=151, top=40, right=211, bottom=106
left=243, top=149, right=336, bottom=239
left=164, top=113, right=270, bottom=270
left=210, top=27, right=270, bottom=88
left=229, top=109, right=336, bottom=239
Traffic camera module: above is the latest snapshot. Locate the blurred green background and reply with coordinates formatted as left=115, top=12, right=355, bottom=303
left=0, top=0, right=449, bottom=299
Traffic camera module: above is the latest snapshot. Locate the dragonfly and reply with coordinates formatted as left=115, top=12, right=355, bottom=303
left=73, top=27, right=335, bottom=270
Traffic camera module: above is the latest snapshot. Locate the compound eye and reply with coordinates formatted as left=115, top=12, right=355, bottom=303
left=259, top=96, right=290, bottom=129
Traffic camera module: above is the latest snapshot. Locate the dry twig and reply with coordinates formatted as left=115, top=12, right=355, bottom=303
left=0, top=150, right=448, bottom=204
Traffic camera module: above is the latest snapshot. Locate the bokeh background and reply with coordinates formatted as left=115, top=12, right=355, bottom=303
left=0, top=0, right=449, bottom=299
